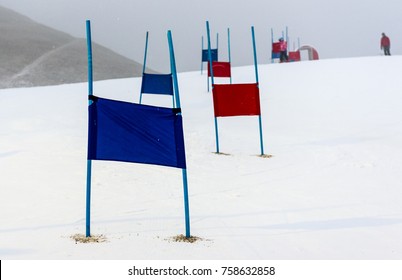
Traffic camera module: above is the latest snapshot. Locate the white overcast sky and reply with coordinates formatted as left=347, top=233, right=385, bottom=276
left=1, top=0, right=400, bottom=72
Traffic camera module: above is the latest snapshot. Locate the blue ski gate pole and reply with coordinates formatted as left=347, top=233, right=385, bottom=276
left=228, top=28, right=232, bottom=84
left=139, top=31, right=149, bottom=104
left=85, top=20, right=93, bottom=237
left=251, top=26, right=265, bottom=156
left=168, top=30, right=191, bottom=238
left=206, top=21, right=220, bottom=154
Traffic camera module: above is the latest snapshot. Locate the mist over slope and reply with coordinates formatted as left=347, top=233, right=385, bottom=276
left=0, top=5, right=146, bottom=88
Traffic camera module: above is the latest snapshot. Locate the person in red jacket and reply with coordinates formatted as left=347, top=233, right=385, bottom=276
left=279, top=37, right=288, bottom=62
left=380, top=33, right=391, bottom=56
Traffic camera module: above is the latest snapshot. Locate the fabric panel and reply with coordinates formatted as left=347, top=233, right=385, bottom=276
left=141, top=73, right=174, bottom=95
left=202, top=49, right=218, bottom=62
left=272, top=42, right=282, bottom=58
left=88, top=96, right=186, bottom=169
left=288, top=51, right=301, bottom=61
left=212, top=83, right=261, bottom=117
left=208, top=61, right=231, bottom=77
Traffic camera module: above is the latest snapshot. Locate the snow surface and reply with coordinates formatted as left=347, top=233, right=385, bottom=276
left=1, top=56, right=402, bottom=260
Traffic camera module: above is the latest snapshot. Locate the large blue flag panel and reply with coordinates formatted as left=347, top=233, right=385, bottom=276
left=141, top=73, right=174, bottom=95
left=202, top=49, right=218, bottom=62
left=88, top=96, right=186, bottom=169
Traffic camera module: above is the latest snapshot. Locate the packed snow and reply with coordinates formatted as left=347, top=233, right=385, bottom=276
left=1, top=56, right=402, bottom=260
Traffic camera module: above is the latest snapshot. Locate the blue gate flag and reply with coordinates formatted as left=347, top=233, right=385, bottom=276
left=202, top=48, right=218, bottom=62
left=141, top=73, right=174, bottom=95
left=87, top=96, right=186, bottom=169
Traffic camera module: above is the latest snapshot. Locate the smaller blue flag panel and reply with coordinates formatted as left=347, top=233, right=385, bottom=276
left=88, top=96, right=186, bottom=169
left=272, top=52, right=281, bottom=59
left=141, top=73, right=174, bottom=95
left=202, top=49, right=218, bottom=62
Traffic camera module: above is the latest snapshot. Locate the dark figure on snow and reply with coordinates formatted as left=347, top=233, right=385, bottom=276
left=279, top=37, right=288, bottom=62
left=380, top=33, right=391, bottom=56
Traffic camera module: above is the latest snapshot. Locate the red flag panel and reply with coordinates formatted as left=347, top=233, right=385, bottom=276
left=208, top=61, right=231, bottom=77
left=288, top=51, right=301, bottom=61
left=272, top=42, right=282, bottom=53
left=212, top=83, right=261, bottom=117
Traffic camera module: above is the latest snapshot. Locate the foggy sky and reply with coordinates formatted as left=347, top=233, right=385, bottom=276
left=1, top=0, right=400, bottom=72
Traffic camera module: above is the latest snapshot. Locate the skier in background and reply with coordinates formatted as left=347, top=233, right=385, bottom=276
left=380, top=33, right=391, bottom=56
left=279, top=37, right=288, bottom=62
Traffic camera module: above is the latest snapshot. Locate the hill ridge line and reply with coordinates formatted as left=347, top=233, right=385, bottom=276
left=6, top=39, right=81, bottom=87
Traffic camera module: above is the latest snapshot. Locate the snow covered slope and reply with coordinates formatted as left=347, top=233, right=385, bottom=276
left=1, top=56, right=402, bottom=259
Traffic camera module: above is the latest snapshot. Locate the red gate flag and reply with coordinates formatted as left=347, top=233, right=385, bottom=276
left=272, top=42, right=282, bottom=53
left=272, top=42, right=281, bottom=59
left=212, top=83, right=261, bottom=117
left=208, top=61, right=231, bottom=78
left=288, top=51, right=301, bottom=62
